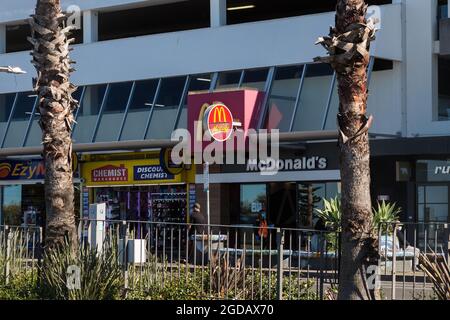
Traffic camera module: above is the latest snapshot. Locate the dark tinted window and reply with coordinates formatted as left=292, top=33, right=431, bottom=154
left=227, top=0, right=392, bottom=25
left=6, top=20, right=82, bottom=53
left=98, top=0, right=210, bottom=41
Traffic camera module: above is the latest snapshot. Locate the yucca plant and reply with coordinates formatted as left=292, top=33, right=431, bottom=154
left=209, top=251, right=246, bottom=299
left=419, top=250, right=450, bottom=300
left=315, top=197, right=342, bottom=231
left=39, top=238, right=123, bottom=300
left=372, top=201, right=401, bottom=234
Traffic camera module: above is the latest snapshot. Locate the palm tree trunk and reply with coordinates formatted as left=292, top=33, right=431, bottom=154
left=30, top=0, right=78, bottom=250
left=315, top=0, right=379, bottom=300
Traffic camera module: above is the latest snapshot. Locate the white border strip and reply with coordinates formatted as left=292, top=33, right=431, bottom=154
left=0, top=178, right=82, bottom=186
left=195, top=170, right=341, bottom=184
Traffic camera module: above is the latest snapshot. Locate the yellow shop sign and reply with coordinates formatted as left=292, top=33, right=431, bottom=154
left=82, top=158, right=188, bottom=186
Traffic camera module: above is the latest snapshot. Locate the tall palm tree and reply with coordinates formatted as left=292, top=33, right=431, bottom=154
left=29, top=0, right=78, bottom=249
left=315, top=0, right=378, bottom=300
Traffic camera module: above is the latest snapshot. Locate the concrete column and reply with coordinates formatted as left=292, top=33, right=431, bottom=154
left=83, top=10, right=98, bottom=44
left=0, top=24, right=6, bottom=54
left=210, top=0, right=227, bottom=28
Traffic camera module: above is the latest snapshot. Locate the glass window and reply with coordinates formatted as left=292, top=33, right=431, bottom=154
left=437, top=57, right=450, bottom=121
left=216, top=70, right=242, bottom=90
left=265, top=65, right=304, bottom=131
left=417, top=183, right=448, bottom=250
left=11, top=92, right=36, bottom=121
left=241, top=68, right=268, bottom=91
left=0, top=93, right=15, bottom=123
left=2, top=185, right=22, bottom=225
left=98, top=0, right=210, bottom=41
left=292, top=64, right=334, bottom=131
left=3, top=92, right=37, bottom=148
left=177, top=74, right=212, bottom=130
left=417, top=185, right=448, bottom=223
left=146, top=76, right=187, bottom=139
left=226, top=0, right=392, bottom=25
left=438, top=0, right=448, bottom=20
left=5, top=24, right=32, bottom=53
left=297, top=182, right=341, bottom=228
left=72, top=84, right=107, bottom=143
left=95, top=82, right=133, bottom=142
left=120, top=79, right=159, bottom=141
left=0, top=93, right=16, bottom=142
left=240, top=184, right=267, bottom=226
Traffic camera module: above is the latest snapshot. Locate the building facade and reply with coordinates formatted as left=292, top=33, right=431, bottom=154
left=0, top=1, right=449, bottom=247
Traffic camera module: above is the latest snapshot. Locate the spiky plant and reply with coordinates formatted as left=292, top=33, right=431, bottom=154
left=315, top=197, right=342, bottom=231
left=419, top=250, right=450, bottom=300
left=372, top=201, right=401, bottom=235
left=209, top=251, right=246, bottom=299
left=29, top=0, right=78, bottom=249
left=39, top=238, right=123, bottom=300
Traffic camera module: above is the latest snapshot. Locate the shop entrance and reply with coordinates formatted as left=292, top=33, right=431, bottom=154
left=92, top=185, right=188, bottom=224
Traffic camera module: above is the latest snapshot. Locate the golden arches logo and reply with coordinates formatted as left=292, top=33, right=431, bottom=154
left=206, top=103, right=233, bottom=142
left=212, top=106, right=228, bottom=123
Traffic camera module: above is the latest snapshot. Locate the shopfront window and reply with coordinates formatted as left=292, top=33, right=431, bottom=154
left=297, top=182, right=341, bottom=228
left=1, top=185, right=22, bottom=225
left=416, top=159, right=449, bottom=249
left=240, top=184, right=267, bottom=226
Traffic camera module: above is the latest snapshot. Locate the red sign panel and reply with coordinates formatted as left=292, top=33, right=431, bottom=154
left=206, top=103, right=234, bottom=142
left=91, top=164, right=128, bottom=182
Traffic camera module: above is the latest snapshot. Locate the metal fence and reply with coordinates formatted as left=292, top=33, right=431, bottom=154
left=0, top=221, right=449, bottom=300
left=79, top=219, right=340, bottom=300
left=377, top=222, right=449, bottom=300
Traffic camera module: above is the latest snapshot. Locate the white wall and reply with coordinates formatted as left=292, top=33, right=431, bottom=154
left=404, top=0, right=450, bottom=137
left=0, top=4, right=402, bottom=95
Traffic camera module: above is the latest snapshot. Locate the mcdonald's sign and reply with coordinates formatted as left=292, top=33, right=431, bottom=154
left=205, top=103, right=234, bottom=142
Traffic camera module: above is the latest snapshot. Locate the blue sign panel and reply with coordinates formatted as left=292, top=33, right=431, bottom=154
left=133, top=165, right=174, bottom=181
left=0, top=159, right=45, bottom=180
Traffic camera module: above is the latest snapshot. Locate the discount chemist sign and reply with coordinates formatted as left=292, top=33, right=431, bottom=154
left=82, top=158, right=181, bottom=187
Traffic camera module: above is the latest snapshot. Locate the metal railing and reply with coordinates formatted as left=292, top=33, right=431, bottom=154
left=79, top=219, right=340, bottom=300
left=377, top=222, right=449, bottom=300
left=0, top=221, right=448, bottom=300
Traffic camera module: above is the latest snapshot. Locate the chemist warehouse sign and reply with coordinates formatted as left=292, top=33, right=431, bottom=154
left=82, top=158, right=181, bottom=187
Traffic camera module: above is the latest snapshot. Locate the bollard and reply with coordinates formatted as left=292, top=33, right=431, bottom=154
left=276, top=228, right=284, bottom=300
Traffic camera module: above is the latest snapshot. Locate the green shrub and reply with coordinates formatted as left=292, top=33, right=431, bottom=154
left=0, top=272, right=39, bottom=300
left=39, top=240, right=123, bottom=300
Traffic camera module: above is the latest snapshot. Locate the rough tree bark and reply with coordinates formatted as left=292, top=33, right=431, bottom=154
left=315, top=0, right=379, bottom=300
left=29, top=0, right=78, bottom=250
